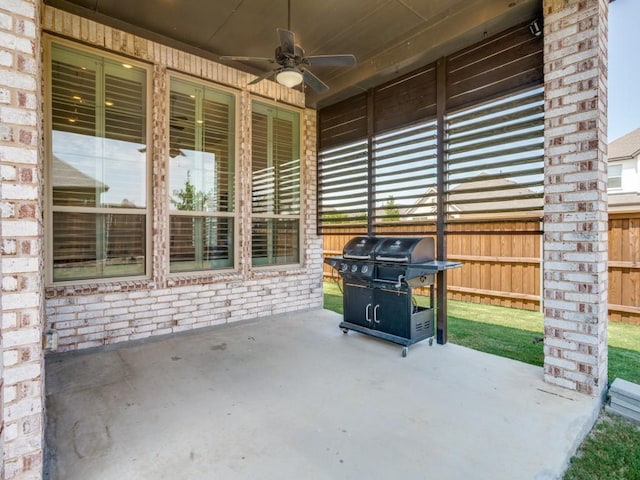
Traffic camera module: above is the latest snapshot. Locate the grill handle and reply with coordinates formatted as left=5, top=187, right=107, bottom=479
left=344, top=254, right=370, bottom=260
left=366, top=304, right=372, bottom=322
left=376, top=256, right=409, bottom=263
left=373, top=305, right=380, bottom=323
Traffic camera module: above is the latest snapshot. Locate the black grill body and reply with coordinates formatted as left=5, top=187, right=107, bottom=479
left=325, top=236, right=461, bottom=356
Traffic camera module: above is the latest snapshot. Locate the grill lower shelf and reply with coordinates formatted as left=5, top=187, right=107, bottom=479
left=339, top=308, right=434, bottom=347
left=341, top=283, right=434, bottom=356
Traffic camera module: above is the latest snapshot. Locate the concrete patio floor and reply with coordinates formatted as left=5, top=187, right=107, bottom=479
left=45, top=308, right=601, bottom=480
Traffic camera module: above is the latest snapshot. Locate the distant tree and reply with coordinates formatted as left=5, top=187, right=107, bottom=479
left=383, top=195, right=400, bottom=222
left=171, top=171, right=210, bottom=211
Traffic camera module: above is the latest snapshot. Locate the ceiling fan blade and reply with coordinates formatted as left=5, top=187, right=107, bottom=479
left=248, top=69, right=276, bottom=86
left=304, top=54, right=357, bottom=67
left=302, top=69, right=329, bottom=93
left=220, top=56, right=274, bottom=63
left=277, top=28, right=296, bottom=55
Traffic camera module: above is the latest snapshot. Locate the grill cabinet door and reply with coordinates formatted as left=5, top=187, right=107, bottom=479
left=372, top=289, right=410, bottom=339
left=343, top=283, right=373, bottom=328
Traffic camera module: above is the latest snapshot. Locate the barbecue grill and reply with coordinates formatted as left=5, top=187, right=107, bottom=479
left=325, top=236, right=461, bottom=356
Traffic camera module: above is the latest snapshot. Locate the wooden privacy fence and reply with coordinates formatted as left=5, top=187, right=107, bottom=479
left=322, top=212, right=640, bottom=325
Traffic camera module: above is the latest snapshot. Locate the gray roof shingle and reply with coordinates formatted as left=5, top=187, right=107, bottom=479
left=609, top=128, right=640, bottom=159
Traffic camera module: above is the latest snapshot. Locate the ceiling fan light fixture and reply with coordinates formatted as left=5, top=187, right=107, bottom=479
left=276, top=68, right=303, bottom=88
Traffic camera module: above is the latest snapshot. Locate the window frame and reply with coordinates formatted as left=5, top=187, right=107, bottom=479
left=44, top=35, right=153, bottom=286
left=250, top=99, right=304, bottom=269
left=166, top=72, right=239, bottom=276
left=608, top=163, right=623, bottom=191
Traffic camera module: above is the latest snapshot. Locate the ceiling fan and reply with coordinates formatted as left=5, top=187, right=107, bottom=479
left=220, top=2, right=356, bottom=93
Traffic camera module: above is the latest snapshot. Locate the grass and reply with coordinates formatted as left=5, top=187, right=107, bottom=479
left=564, top=413, right=640, bottom=480
left=323, top=280, right=640, bottom=384
left=323, top=280, right=640, bottom=479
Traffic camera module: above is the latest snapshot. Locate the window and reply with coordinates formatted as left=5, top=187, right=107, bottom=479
left=48, top=41, right=149, bottom=282
left=251, top=102, right=301, bottom=266
left=168, top=77, right=236, bottom=273
left=608, top=164, right=623, bottom=189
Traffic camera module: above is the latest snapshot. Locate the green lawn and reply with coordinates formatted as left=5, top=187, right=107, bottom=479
left=564, top=413, right=640, bottom=480
left=323, top=280, right=640, bottom=384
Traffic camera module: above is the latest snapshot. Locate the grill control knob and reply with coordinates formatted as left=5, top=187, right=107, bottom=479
left=351, top=264, right=358, bottom=273
left=340, top=263, right=348, bottom=272
left=361, top=265, right=369, bottom=274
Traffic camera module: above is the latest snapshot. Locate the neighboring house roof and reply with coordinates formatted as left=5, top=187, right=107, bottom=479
left=609, top=128, right=640, bottom=160
left=447, top=176, right=542, bottom=213
left=398, top=176, right=542, bottom=219
left=52, top=155, right=109, bottom=192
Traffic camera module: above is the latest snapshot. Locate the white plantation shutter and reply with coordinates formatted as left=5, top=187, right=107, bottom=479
left=251, top=102, right=300, bottom=266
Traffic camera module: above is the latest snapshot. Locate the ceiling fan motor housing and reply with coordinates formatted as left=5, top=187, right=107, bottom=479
left=275, top=45, right=305, bottom=67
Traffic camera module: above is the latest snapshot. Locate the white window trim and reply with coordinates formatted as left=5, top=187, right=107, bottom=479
left=608, top=163, right=623, bottom=191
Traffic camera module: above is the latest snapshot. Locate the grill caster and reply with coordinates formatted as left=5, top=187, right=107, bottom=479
left=341, top=328, right=349, bottom=334
left=402, top=346, right=408, bottom=357
left=429, top=338, right=434, bottom=346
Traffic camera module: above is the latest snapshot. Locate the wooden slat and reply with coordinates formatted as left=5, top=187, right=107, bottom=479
left=609, top=303, right=640, bottom=315
left=446, top=254, right=539, bottom=264
left=373, top=63, right=437, bottom=133
left=446, top=21, right=543, bottom=111
left=446, top=285, right=539, bottom=303
left=447, top=23, right=538, bottom=72
left=447, top=64, right=543, bottom=112
left=318, top=93, right=368, bottom=149
left=609, top=261, right=640, bottom=269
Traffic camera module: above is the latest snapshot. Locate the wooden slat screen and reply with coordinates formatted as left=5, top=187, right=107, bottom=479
left=318, top=93, right=368, bottom=150
left=373, top=63, right=437, bottom=134
left=317, top=19, right=544, bottom=235
left=373, top=121, right=438, bottom=232
left=445, top=87, right=545, bottom=220
left=317, top=139, right=369, bottom=232
left=446, top=22, right=544, bottom=111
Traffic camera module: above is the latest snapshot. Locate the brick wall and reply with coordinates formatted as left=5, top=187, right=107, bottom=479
left=542, top=0, right=608, bottom=396
left=0, top=1, right=44, bottom=478
left=41, top=6, right=323, bottom=352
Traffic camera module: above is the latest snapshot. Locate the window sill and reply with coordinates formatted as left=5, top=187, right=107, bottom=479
left=45, top=278, right=155, bottom=299
left=167, top=270, right=243, bottom=287
left=251, top=264, right=308, bottom=279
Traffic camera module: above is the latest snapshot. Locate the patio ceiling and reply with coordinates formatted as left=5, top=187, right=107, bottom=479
left=45, top=0, right=541, bottom=108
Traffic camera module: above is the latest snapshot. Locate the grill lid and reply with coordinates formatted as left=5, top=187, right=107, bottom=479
left=375, top=237, right=434, bottom=264
left=342, top=236, right=381, bottom=260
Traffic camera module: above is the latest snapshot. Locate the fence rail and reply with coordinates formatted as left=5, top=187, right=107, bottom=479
left=322, top=212, right=640, bottom=325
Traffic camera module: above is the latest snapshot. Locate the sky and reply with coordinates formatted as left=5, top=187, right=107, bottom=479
left=608, top=0, right=640, bottom=141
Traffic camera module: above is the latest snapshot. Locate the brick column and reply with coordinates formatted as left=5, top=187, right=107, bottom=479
left=543, top=0, right=608, bottom=396
left=0, top=0, right=45, bottom=478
